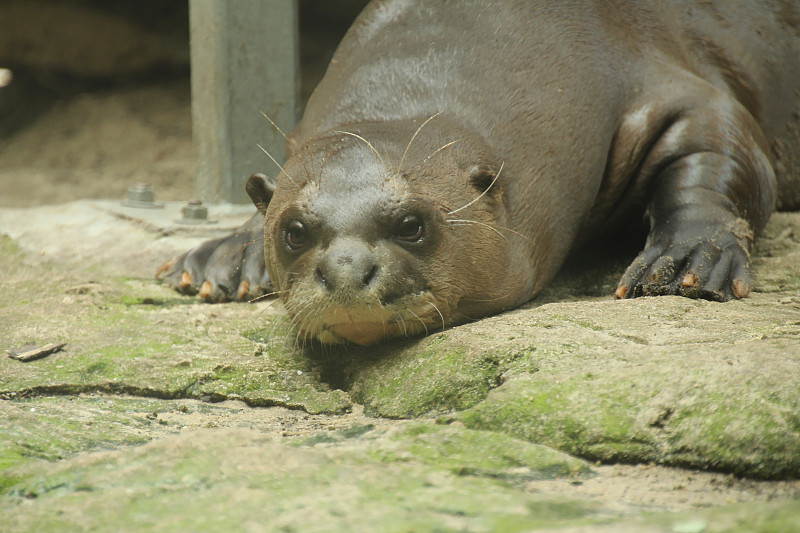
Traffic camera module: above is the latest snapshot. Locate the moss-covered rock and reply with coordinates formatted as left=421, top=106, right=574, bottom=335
left=0, top=396, right=178, bottom=470
left=293, top=420, right=592, bottom=481
left=0, top=240, right=351, bottom=416
left=312, top=334, right=513, bottom=418
left=2, top=206, right=800, bottom=528
left=0, top=426, right=600, bottom=532
left=439, top=294, right=800, bottom=479
left=564, top=500, right=800, bottom=532
left=3, top=423, right=798, bottom=532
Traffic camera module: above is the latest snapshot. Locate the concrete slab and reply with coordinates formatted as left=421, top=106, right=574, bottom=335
left=0, top=200, right=255, bottom=278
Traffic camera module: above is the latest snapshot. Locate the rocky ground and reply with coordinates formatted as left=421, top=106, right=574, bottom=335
left=1, top=1, right=799, bottom=531
left=0, top=105, right=799, bottom=529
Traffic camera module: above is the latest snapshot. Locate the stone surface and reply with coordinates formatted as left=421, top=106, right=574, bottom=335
left=1, top=203, right=799, bottom=529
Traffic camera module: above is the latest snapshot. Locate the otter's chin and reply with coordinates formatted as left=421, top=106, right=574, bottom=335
left=300, top=305, right=438, bottom=345
left=327, top=322, right=395, bottom=346
left=287, top=289, right=451, bottom=345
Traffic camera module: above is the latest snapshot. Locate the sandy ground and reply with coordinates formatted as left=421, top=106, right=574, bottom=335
left=0, top=80, right=195, bottom=207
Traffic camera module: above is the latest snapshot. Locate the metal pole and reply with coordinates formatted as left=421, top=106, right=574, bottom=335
left=189, top=0, right=300, bottom=203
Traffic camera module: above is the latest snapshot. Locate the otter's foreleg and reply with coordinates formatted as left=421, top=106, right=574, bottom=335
left=616, top=92, right=776, bottom=301
left=156, top=211, right=271, bottom=302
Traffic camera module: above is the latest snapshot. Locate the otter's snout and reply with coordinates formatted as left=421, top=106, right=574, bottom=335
left=315, top=239, right=379, bottom=293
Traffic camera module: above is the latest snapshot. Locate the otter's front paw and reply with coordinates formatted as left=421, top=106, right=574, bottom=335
left=615, top=227, right=753, bottom=302
left=156, top=213, right=271, bottom=303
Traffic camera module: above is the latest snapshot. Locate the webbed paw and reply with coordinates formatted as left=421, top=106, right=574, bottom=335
left=156, top=213, right=271, bottom=303
left=615, top=223, right=753, bottom=302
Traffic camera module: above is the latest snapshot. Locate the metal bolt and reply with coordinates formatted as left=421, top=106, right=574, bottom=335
left=129, top=183, right=154, bottom=203
left=122, top=183, right=163, bottom=209
left=181, top=199, right=208, bottom=221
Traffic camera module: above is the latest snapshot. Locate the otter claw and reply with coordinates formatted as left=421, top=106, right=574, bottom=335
left=155, top=258, right=177, bottom=278
left=180, top=271, right=193, bottom=289
left=199, top=281, right=213, bottom=299
left=614, top=285, right=628, bottom=299
left=237, top=280, right=251, bottom=300
left=731, top=278, right=751, bottom=298
left=617, top=232, right=752, bottom=302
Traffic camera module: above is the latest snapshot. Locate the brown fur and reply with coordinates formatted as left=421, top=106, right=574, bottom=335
left=162, top=1, right=800, bottom=344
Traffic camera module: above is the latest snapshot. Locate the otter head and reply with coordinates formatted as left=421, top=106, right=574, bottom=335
left=247, top=119, right=528, bottom=345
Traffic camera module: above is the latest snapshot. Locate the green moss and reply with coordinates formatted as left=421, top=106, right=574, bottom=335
left=662, top=392, right=800, bottom=477
left=0, top=428, right=603, bottom=532
left=292, top=424, right=377, bottom=447
left=182, top=355, right=352, bottom=414
left=0, top=235, right=22, bottom=255
left=455, top=374, right=652, bottom=461
left=455, top=365, right=800, bottom=479
left=242, top=319, right=296, bottom=346
left=550, top=314, right=604, bottom=331
left=294, top=421, right=592, bottom=484
left=0, top=451, right=27, bottom=472
left=612, top=499, right=800, bottom=532
left=379, top=422, right=592, bottom=480
left=0, top=397, right=168, bottom=470
left=348, top=344, right=499, bottom=418
left=118, top=294, right=194, bottom=307
left=0, top=473, right=28, bottom=496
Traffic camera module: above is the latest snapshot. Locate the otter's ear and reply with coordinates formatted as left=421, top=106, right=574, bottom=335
left=469, top=164, right=499, bottom=195
left=246, top=173, right=276, bottom=215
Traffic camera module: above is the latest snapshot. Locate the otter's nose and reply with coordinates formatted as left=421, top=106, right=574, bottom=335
left=315, top=239, right=378, bottom=292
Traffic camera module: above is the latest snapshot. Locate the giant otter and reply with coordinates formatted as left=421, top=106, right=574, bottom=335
left=158, top=0, right=800, bottom=345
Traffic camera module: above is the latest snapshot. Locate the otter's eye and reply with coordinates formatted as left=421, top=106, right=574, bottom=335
left=394, top=214, right=424, bottom=243
left=285, top=221, right=309, bottom=251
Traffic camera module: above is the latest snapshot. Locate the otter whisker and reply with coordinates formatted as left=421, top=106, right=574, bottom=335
left=260, top=110, right=290, bottom=142
left=448, top=161, right=505, bottom=215
left=447, top=219, right=510, bottom=241
left=396, top=314, right=408, bottom=336
left=256, top=143, right=284, bottom=172
left=250, top=289, right=286, bottom=305
left=286, top=300, right=312, bottom=329
left=257, top=143, right=300, bottom=189
left=260, top=111, right=315, bottom=193
left=302, top=143, right=321, bottom=187
left=290, top=308, right=311, bottom=350
left=428, top=302, right=446, bottom=331
left=447, top=218, right=535, bottom=244
left=365, top=300, right=390, bottom=339
left=398, top=111, right=443, bottom=173
left=290, top=298, right=318, bottom=327
left=297, top=144, right=315, bottom=188
left=290, top=299, right=322, bottom=350
left=460, top=289, right=516, bottom=303
left=380, top=305, right=391, bottom=339
left=415, top=138, right=464, bottom=171
left=406, top=308, right=429, bottom=337
left=332, top=130, right=388, bottom=172
left=401, top=315, right=414, bottom=337
left=261, top=110, right=313, bottom=186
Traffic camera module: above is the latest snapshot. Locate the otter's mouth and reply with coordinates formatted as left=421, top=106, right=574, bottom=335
left=295, top=293, right=445, bottom=346
left=326, top=320, right=392, bottom=346
left=315, top=308, right=411, bottom=346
